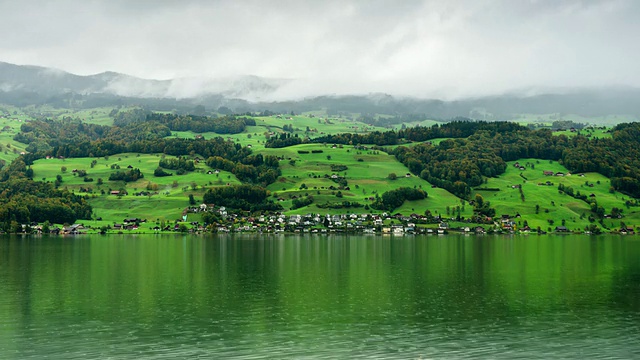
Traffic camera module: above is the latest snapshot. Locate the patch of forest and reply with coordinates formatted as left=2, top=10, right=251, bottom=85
left=0, top=158, right=92, bottom=228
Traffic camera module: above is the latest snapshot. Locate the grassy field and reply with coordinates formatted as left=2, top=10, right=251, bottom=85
left=30, top=153, right=241, bottom=225
left=0, top=111, right=30, bottom=164
left=508, top=113, right=638, bottom=125
left=261, top=143, right=472, bottom=218
left=552, top=127, right=612, bottom=139
left=6, top=104, right=639, bottom=232
left=170, top=115, right=391, bottom=151
left=473, top=159, right=639, bottom=232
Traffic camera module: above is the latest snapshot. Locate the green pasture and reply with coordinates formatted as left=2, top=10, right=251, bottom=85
left=262, top=143, right=472, bottom=217
left=169, top=115, right=390, bottom=151
left=30, top=153, right=241, bottom=223
left=66, top=107, right=117, bottom=126
left=509, top=113, right=636, bottom=126
left=473, top=159, right=639, bottom=232
left=552, top=127, right=611, bottom=139
left=0, top=117, right=28, bottom=164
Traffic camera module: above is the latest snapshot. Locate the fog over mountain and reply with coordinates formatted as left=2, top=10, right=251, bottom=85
left=1, top=0, right=639, bottom=100
left=0, top=61, right=289, bottom=101
left=2, top=60, right=640, bottom=121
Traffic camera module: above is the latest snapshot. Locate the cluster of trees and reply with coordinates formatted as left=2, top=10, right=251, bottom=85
left=154, top=167, right=172, bottom=177
left=282, top=124, right=295, bottom=132
left=111, top=109, right=254, bottom=134
left=265, top=132, right=302, bottom=148
left=309, top=119, right=526, bottom=146
left=16, top=117, right=173, bottom=151
left=291, top=196, right=314, bottom=210
left=159, top=157, right=195, bottom=173
left=371, top=187, right=427, bottom=211
left=205, top=154, right=281, bottom=186
left=144, top=113, right=254, bottom=134
left=0, top=158, right=92, bottom=225
left=108, top=168, right=144, bottom=182
left=202, top=184, right=282, bottom=212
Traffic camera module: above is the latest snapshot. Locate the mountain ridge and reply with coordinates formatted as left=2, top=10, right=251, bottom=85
left=1, top=61, right=639, bottom=120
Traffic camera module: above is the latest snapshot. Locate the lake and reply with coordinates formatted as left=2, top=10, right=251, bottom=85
left=0, top=234, right=639, bottom=359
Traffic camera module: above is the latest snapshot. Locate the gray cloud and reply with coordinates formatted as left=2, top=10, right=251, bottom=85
left=1, top=0, right=639, bottom=99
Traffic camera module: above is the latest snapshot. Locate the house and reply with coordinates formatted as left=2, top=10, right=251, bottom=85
left=543, top=171, right=554, bottom=176
left=620, top=226, right=635, bottom=234
left=555, top=226, right=568, bottom=232
left=556, top=172, right=565, bottom=177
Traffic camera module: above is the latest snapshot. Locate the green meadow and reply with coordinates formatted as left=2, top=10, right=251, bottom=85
left=170, top=115, right=390, bottom=151
left=508, top=113, right=637, bottom=126
left=552, top=127, right=611, bottom=139
left=261, top=143, right=472, bottom=217
left=473, top=159, right=639, bottom=232
left=30, top=153, right=241, bottom=225
left=7, top=105, right=636, bottom=233
left=0, top=115, right=29, bottom=164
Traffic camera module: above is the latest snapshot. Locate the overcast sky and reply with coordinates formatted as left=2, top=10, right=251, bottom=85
left=1, top=0, right=639, bottom=99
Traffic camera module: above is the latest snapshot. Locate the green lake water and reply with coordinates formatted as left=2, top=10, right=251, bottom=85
left=0, top=234, right=639, bottom=359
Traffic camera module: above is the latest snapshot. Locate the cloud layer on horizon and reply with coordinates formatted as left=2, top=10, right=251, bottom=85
left=1, top=0, right=639, bottom=99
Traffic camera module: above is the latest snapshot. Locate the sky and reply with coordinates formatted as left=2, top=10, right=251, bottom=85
left=1, top=0, right=639, bottom=100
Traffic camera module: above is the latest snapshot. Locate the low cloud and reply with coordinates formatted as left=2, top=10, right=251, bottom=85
left=1, top=0, right=639, bottom=100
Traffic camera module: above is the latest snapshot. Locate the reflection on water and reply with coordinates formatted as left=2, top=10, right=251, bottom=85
left=0, top=234, right=639, bottom=359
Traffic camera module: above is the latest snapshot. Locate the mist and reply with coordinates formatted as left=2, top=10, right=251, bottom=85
left=1, top=0, right=639, bottom=100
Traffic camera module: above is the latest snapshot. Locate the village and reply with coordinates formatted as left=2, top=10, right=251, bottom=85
left=14, top=204, right=636, bottom=236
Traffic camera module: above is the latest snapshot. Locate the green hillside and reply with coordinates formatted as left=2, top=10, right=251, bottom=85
left=261, top=143, right=470, bottom=217
left=474, top=159, right=639, bottom=232
left=4, top=105, right=640, bottom=234
left=30, top=153, right=241, bottom=225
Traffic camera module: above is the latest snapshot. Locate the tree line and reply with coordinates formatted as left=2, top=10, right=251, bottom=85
left=0, top=158, right=92, bottom=226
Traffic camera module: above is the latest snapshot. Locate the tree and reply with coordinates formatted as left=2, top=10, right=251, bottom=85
left=192, top=105, right=206, bottom=116
left=188, top=194, right=196, bottom=205
left=388, top=173, right=397, bottom=180
left=218, top=106, right=233, bottom=115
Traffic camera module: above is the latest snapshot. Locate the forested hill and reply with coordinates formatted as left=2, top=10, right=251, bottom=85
left=392, top=122, right=640, bottom=199
left=265, top=120, right=640, bottom=199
